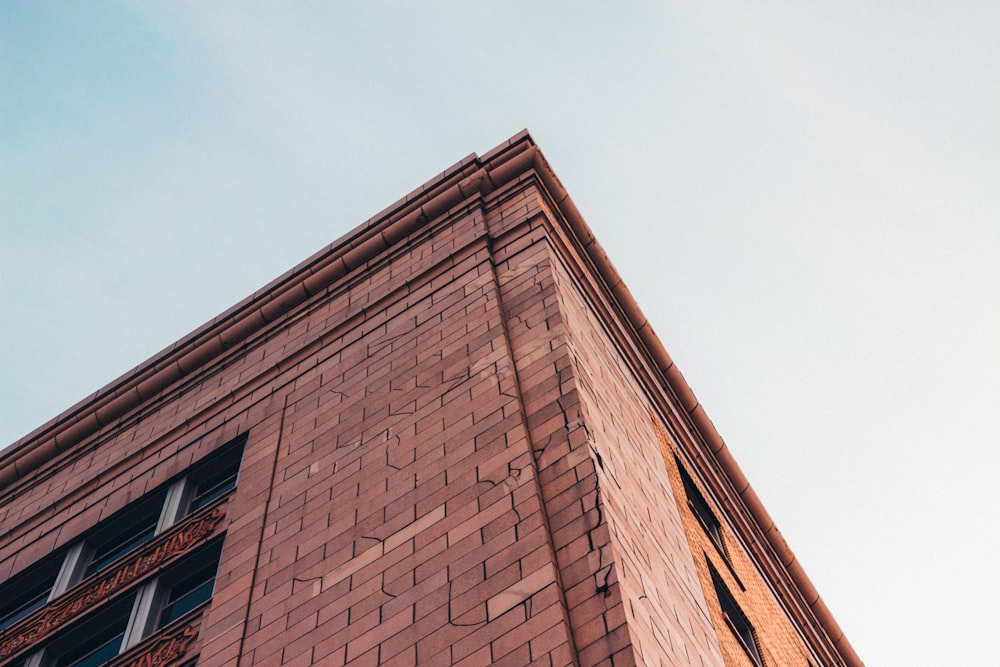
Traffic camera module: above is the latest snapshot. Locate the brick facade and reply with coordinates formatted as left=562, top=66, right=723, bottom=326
left=0, top=133, right=861, bottom=666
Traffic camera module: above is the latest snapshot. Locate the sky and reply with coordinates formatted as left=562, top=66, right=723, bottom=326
left=2, top=2, right=998, bottom=664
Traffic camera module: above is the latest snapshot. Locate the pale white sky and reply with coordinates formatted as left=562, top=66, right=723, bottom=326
left=2, top=3, right=998, bottom=665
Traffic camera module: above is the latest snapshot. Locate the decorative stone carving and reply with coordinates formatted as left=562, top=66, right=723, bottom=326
left=119, top=624, right=198, bottom=667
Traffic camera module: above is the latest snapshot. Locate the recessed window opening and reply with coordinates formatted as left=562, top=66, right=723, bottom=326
left=677, top=458, right=727, bottom=558
left=82, top=492, right=166, bottom=579
left=0, top=553, right=63, bottom=631
left=187, top=445, right=243, bottom=513
left=710, top=565, right=764, bottom=667
left=152, top=540, right=224, bottom=632
left=0, top=433, right=246, bottom=667
left=24, top=541, right=224, bottom=667
left=44, top=592, right=137, bottom=667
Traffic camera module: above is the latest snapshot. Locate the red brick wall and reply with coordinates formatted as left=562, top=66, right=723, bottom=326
left=524, top=215, right=729, bottom=667
left=212, top=214, right=577, bottom=666
left=0, top=171, right=827, bottom=667
left=1, top=182, right=637, bottom=666
left=490, top=226, right=633, bottom=666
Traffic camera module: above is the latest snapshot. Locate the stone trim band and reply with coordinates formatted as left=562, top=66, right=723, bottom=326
left=117, top=623, right=198, bottom=667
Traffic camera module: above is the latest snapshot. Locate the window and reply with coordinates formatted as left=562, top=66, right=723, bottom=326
left=0, top=553, right=63, bottom=631
left=156, top=543, right=222, bottom=628
left=186, top=445, right=243, bottom=513
left=82, top=492, right=166, bottom=579
left=0, top=434, right=245, bottom=667
left=710, top=565, right=764, bottom=667
left=677, top=459, right=727, bottom=558
left=126, top=540, right=224, bottom=642
left=70, top=435, right=245, bottom=587
left=43, top=593, right=136, bottom=667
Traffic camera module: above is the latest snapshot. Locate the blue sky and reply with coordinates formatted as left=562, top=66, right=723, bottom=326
left=2, top=3, right=998, bottom=664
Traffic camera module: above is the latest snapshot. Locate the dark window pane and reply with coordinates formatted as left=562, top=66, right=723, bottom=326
left=0, top=552, right=62, bottom=630
left=46, top=592, right=135, bottom=667
left=156, top=540, right=224, bottom=630
left=188, top=442, right=244, bottom=513
left=159, top=578, right=214, bottom=626
left=710, top=567, right=763, bottom=667
left=189, top=468, right=238, bottom=512
left=678, top=461, right=727, bottom=557
left=84, top=493, right=165, bottom=578
left=62, top=632, right=124, bottom=667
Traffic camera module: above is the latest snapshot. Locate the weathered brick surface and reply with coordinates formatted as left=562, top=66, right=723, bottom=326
left=523, top=194, right=824, bottom=665
left=0, top=188, right=582, bottom=666
left=488, top=223, right=633, bottom=666
left=529, top=239, right=726, bottom=666
left=0, top=145, right=841, bottom=667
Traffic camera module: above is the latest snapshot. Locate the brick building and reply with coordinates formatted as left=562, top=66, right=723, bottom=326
left=0, top=133, right=862, bottom=667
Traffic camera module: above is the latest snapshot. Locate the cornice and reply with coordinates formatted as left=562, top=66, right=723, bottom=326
left=0, top=131, right=861, bottom=667
left=0, top=132, right=534, bottom=483
left=524, top=147, right=862, bottom=667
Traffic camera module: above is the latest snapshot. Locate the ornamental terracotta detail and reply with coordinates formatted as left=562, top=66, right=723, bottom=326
left=119, top=624, right=198, bottom=667
left=0, top=506, right=224, bottom=660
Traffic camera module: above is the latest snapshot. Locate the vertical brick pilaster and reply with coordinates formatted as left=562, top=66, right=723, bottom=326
left=489, top=222, right=636, bottom=666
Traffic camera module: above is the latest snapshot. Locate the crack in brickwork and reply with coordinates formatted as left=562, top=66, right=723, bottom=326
left=488, top=228, right=632, bottom=665
left=541, top=229, right=730, bottom=667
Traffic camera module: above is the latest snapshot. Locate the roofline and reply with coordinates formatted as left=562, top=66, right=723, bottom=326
left=0, top=131, right=861, bottom=667
left=527, top=146, right=863, bottom=667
